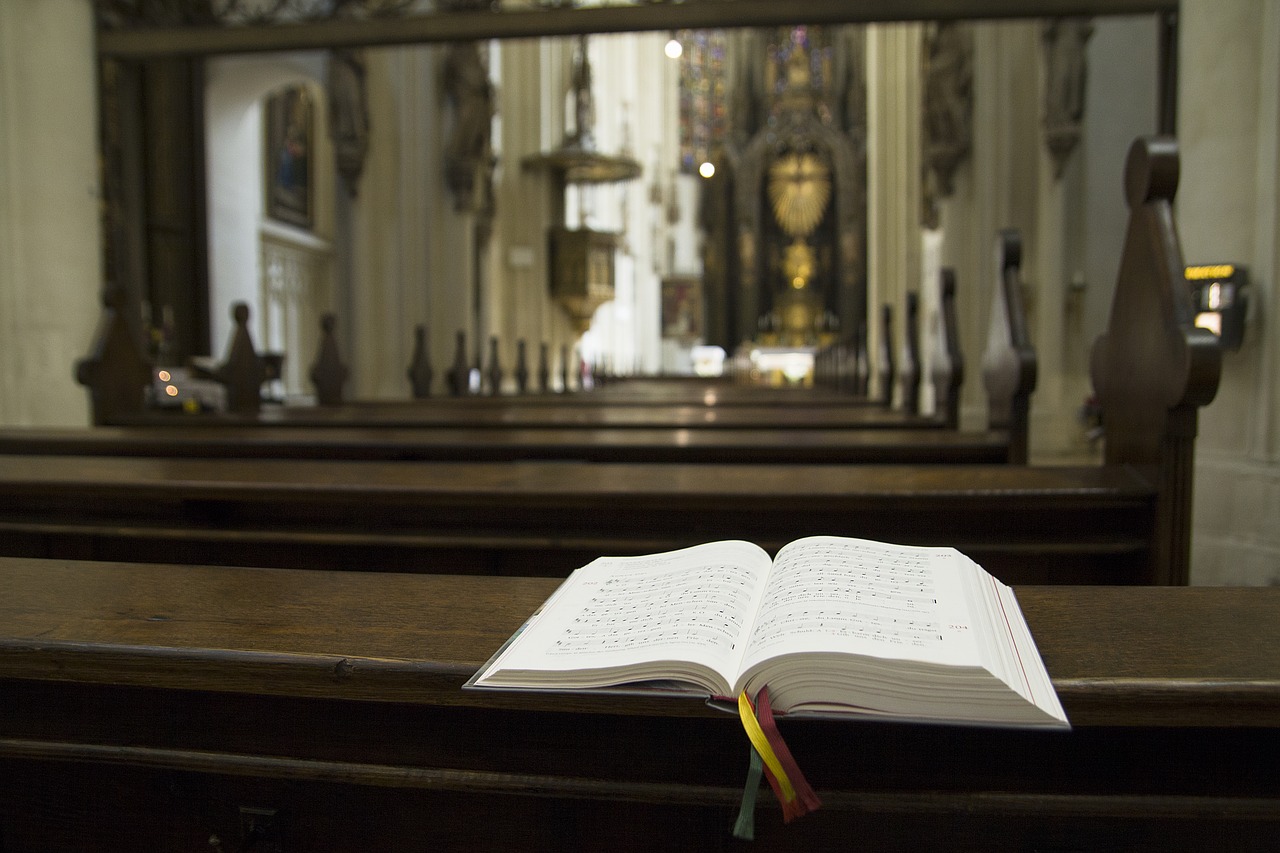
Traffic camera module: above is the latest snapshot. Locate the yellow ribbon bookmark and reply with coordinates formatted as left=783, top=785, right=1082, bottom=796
left=735, top=687, right=821, bottom=830
left=736, top=689, right=798, bottom=804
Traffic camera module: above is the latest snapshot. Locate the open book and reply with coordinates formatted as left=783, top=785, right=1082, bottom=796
left=471, top=536, right=1069, bottom=728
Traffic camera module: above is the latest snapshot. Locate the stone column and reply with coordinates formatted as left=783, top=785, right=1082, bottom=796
left=0, top=0, right=100, bottom=425
left=937, top=21, right=1041, bottom=430
left=865, top=23, right=923, bottom=407
left=1180, top=1, right=1280, bottom=584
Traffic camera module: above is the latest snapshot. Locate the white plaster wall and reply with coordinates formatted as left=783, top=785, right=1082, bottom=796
left=205, top=54, right=331, bottom=358
left=0, top=0, right=100, bottom=426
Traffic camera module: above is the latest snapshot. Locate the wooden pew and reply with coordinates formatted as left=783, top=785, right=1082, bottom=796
left=1092, top=136, right=1221, bottom=584
left=19, top=256, right=1025, bottom=466
left=0, top=424, right=1013, bottom=464
left=63, top=250, right=1028, bottom=461
left=1, top=557, right=1276, bottom=851
left=26, top=138, right=1216, bottom=586
left=76, top=281, right=945, bottom=431
left=247, top=398, right=942, bottom=429
left=0, top=453, right=1155, bottom=582
left=982, top=230, right=1037, bottom=463
left=932, top=268, right=964, bottom=429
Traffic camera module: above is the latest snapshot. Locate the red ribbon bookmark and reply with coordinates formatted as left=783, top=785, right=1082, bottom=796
left=736, top=686, right=821, bottom=825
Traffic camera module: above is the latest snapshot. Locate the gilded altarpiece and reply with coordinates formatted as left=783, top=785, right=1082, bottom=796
left=695, top=27, right=866, bottom=353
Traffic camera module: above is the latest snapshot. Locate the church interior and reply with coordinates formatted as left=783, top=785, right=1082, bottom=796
left=0, top=1, right=1278, bottom=849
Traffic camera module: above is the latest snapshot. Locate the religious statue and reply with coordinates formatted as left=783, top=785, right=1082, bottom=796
left=444, top=41, right=495, bottom=212
left=922, top=21, right=974, bottom=200
left=1042, top=17, right=1095, bottom=178
left=327, top=47, right=370, bottom=197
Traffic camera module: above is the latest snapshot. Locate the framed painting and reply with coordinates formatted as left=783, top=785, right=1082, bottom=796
left=661, top=275, right=703, bottom=343
left=265, top=85, right=313, bottom=228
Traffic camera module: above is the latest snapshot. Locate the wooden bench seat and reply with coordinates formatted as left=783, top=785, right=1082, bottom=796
left=0, top=424, right=1013, bottom=464
left=125, top=398, right=952, bottom=430
left=0, top=558, right=1276, bottom=851
left=0, top=453, right=1158, bottom=583
left=362, top=377, right=881, bottom=406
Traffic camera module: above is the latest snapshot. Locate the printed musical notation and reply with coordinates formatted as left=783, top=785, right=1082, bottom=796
left=746, top=538, right=943, bottom=655
left=549, top=562, right=756, bottom=656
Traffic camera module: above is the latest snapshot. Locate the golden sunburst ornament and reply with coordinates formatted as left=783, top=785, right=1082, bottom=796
left=768, top=152, right=831, bottom=238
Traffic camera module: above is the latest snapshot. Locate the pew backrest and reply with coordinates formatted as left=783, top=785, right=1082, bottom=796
left=74, top=284, right=150, bottom=426
left=934, top=268, right=964, bottom=430
left=1091, top=136, right=1221, bottom=585
left=981, top=229, right=1037, bottom=464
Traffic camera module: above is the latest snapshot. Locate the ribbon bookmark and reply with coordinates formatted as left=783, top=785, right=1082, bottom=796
left=731, top=747, right=764, bottom=841
left=736, top=687, right=821, bottom=824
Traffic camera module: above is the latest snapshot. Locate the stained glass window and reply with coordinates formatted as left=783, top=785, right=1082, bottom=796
left=677, top=29, right=726, bottom=176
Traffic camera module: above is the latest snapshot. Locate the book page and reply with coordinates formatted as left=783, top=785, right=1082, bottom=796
left=737, top=536, right=983, bottom=684
left=474, top=540, right=773, bottom=694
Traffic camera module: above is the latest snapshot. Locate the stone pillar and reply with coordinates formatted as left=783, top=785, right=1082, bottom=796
left=345, top=45, right=453, bottom=399
left=1180, top=1, right=1280, bottom=584
left=937, top=22, right=1041, bottom=430
left=0, top=0, right=100, bottom=425
left=495, top=36, right=565, bottom=386
left=865, top=23, right=923, bottom=407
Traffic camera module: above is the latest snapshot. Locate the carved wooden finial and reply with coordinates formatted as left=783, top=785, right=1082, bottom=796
left=877, top=305, right=894, bottom=407
left=1124, top=135, right=1179, bottom=210
left=310, top=313, right=349, bottom=406
left=75, top=283, right=151, bottom=425
left=408, top=325, right=433, bottom=398
left=851, top=325, right=869, bottom=397
left=901, top=292, right=921, bottom=416
left=982, top=230, right=1036, bottom=463
left=935, top=268, right=964, bottom=430
left=1092, top=134, right=1218, bottom=462
left=538, top=342, right=550, bottom=394
left=217, top=301, right=266, bottom=415
left=447, top=330, right=469, bottom=397
left=514, top=339, right=529, bottom=394
left=998, top=228, right=1022, bottom=271
left=486, top=336, right=503, bottom=396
